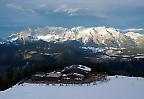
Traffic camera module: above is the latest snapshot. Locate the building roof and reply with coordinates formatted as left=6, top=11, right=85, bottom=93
left=62, top=65, right=91, bottom=73
left=46, top=72, right=62, bottom=78
left=77, top=65, right=91, bottom=72
left=33, top=73, right=46, bottom=77
left=62, top=73, right=84, bottom=77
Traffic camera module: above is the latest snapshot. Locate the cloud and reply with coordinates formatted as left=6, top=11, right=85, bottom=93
left=53, top=5, right=86, bottom=16
left=6, top=3, right=35, bottom=13
left=0, top=0, right=144, bottom=30
left=6, top=4, right=23, bottom=10
left=121, top=28, right=144, bottom=32
left=3, top=0, right=144, bottom=18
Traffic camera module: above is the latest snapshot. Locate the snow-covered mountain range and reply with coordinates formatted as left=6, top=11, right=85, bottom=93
left=1, top=26, right=144, bottom=48
left=0, top=26, right=144, bottom=73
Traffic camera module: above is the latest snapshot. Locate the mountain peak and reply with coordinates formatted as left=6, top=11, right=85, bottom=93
left=3, top=26, right=144, bottom=48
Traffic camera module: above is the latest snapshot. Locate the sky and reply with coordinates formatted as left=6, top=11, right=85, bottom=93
left=0, top=0, right=144, bottom=37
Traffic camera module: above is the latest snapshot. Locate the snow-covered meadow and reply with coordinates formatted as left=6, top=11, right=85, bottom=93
left=0, top=76, right=144, bottom=99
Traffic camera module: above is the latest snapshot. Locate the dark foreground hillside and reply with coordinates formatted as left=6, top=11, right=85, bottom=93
left=0, top=41, right=144, bottom=91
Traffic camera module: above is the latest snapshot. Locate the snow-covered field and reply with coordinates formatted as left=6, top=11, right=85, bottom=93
left=0, top=76, right=144, bottom=99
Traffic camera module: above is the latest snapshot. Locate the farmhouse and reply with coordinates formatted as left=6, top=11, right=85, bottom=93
left=31, top=72, right=46, bottom=80
left=62, top=65, right=91, bottom=74
left=46, top=72, right=62, bottom=81
left=61, top=65, right=91, bottom=81
left=62, top=73, right=84, bottom=81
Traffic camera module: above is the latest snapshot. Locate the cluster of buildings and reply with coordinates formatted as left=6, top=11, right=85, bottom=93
left=30, top=65, right=106, bottom=84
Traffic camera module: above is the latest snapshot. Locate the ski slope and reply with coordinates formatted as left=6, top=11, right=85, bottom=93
left=0, top=76, right=144, bottom=99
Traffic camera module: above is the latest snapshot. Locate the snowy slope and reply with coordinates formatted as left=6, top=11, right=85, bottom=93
left=0, top=76, right=144, bottom=99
